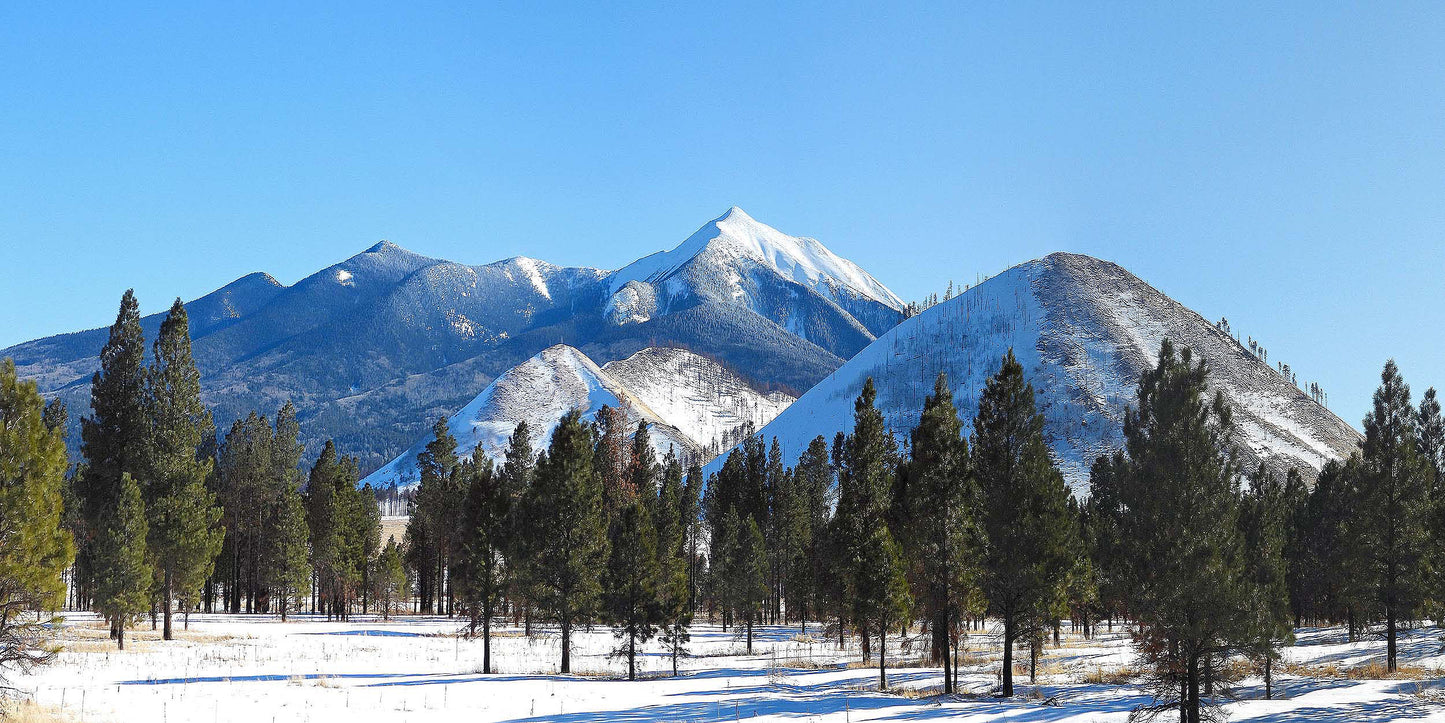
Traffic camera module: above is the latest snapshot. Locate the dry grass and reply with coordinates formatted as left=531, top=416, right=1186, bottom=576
left=1082, top=665, right=1140, bottom=684
left=1281, top=660, right=1442, bottom=681
left=0, top=700, right=77, bottom=722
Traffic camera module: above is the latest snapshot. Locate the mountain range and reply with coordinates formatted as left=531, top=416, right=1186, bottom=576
left=3, top=208, right=900, bottom=474
left=704, top=252, right=1362, bottom=489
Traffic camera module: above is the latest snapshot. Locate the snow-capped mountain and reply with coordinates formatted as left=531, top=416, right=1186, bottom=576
left=362, top=345, right=793, bottom=488
left=3, top=207, right=876, bottom=474
left=709, top=252, right=1362, bottom=490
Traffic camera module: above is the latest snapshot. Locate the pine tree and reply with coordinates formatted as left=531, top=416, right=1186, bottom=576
left=145, top=299, right=224, bottom=639
left=410, top=418, right=460, bottom=614
left=605, top=498, right=661, bottom=680
left=902, top=374, right=977, bottom=693
left=794, top=436, right=834, bottom=635
left=1356, top=360, right=1432, bottom=672
left=1302, top=458, right=1370, bottom=632
left=1117, top=340, right=1251, bottom=723
left=372, top=539, right=408, bottom=621
left=94, top=473, right=150, bottom=650
left=0, top=359, right=76, bottom=681
left=217, top=412, right=273, bottom=614
left=854, top=526, right=911, bottom=689
left=656, top=450, right=692, bottom=676
left=458, top=453, right=508, bottom=673
left=836, top=378, right=896, bottom=662
left=499, top=422, right=537, bottom=633
left=972, top=350, right=1073, bottom=698
left=736, top=516, right=770, bottom=654
left=521, top=410, right=609, bottom=673
left=265, top=478, right=311, bottom=621
left=1240, top=465, right=1295, bottom=699
left=79, top=290, right=150, bottom=609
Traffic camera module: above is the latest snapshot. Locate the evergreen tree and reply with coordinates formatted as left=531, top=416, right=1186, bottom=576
left=902, top=374, right=977, bottom=693
left=972, top=351, right=1073, bottom=698
left=1356, top=360, right=1432, bottom=672
left=145, top=299, right=224, bottom=639
left=835, top=378, right=896, bottom=662
left=1084, top=453, right=1130, bottom=628
left=794, top=436, right=834, bottom=634
left=736, top=516, right=770, bottom=654
left=79, top=290, right=150, bottom=609
left=409, top=418, right=461, bottom=614
left=94, top=473, right=150, bottom=650
left=1240, top=465, right=1295, bottom=699
left=498, top=422, right=537, bottom=632
left=656, top=450, right=693, bottom=676
left=1301, top=458, right=1370, bottom=631
left=217, top=412, right=273, bottom=614
left=1117, top=339, right=1251, bottom=723
left=604, top=499, right=661, bottom=680
left=372, top=538, right=408, bottom=621
left=264, top=478, right=311, bottom=621
left=458, top=453, right=508, bottom=673
left=521, top=410, right=609, bottom=673
left=0, top=359, right=76, bottom=681
left=854, top=526, right=911, bottom=689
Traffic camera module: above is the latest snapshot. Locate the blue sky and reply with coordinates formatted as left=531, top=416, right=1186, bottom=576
left=2, top=2, right=1442, bottom=426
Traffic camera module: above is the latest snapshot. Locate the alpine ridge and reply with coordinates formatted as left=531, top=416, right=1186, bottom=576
left=708, top=252, right=1362, bottom=489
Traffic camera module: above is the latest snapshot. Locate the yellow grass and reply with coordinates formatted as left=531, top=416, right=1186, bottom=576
left=0, top=700, right=77, bottom=722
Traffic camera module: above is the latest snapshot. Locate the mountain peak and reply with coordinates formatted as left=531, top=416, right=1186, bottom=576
left=365, top=239, right=405, bottom=255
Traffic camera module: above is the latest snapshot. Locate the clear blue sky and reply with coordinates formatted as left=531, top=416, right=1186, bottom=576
left=3, top=2, right=1442, bottom=427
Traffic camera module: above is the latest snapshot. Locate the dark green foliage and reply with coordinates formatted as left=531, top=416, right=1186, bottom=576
left=1356, top=360, right=1432, bottom=672
left=407, top=418, right=462, bottom=614
left=265, top=477, right=311, bottom=621
left=835, top=378, right=897, bottom=662
left=735, top=515, right=770, bottom=654
left=900, top=374, right=978, bottom=693
left=972, top=351, right=1074, bottom=698
left=94, top=473, right=150, bottom=650
left=1240, top=465, right=1295, bottom=699
left=457, top=452, right=508, bottom=672
left=521, top=410, right=609, bottom=673
left=146, top=299, right=224, bottom=639
left=656, top=450, right=693, bottom=676
left=854, top=525, right=911, bottom=689
left=372, top=538, right=408, bottom=621
left=604, top=499, right=661, bottom=680
left=1117, top=339, right=1251, bottom=723
left=0, top=359, right=76, bottom=680
left=78, top=290, right=150, bottom=607
left=306, top=440, right=378, bottom=619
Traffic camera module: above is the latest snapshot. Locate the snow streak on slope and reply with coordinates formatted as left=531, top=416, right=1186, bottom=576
left=602, top=347, right=794, bottom=459
left=611, top=207, right=903, bottom=310
left=711, top=253, right=1362, bottom=491
left=361, top=345, right=700, bottom=488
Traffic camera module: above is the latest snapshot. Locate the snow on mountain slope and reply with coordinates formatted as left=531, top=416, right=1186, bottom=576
left=361, top=345, right=701, bottom=488
left=611, top=207, right=903, bottom=310
left=601, top=347, right=795, bottom=459
left=709, top=252, right=1362, bottom=491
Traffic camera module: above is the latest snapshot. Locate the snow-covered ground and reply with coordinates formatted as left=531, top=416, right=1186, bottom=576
left=16, top=614, right=1445, bottom=722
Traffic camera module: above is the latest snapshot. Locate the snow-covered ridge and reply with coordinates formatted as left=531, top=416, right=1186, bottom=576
left=360, top=344, right=793, bottom=489
left=609, top=206, right=904, bottom=310
left=708, top=252, right=1361, bottom=491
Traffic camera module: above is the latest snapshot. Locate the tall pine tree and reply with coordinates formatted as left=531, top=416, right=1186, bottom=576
left=972, top=351, right=1073, bottom=698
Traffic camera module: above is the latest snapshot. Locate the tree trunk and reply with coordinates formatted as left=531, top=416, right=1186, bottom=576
left=162, top=569, right=174, bottom=640
left=117, top=623, right=125, bottom=651
left=628, top=627, right=637, bottom=681
left=1000, top=617, right=1014, bottom=697
left=1387, top=607, right=1398, bottom=672
left=483, top=604, right=492, bottom=674
left=879, top=622, right=887, bottom=690
left=561, top=617, right=571, bottom=673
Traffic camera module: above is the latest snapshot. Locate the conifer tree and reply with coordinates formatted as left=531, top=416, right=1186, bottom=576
left=656, top=450, right=693, bottom=676
left=605, top=498, right=661, bottom=680
left=458, top=453, right=508, bottom=672
left=902, top=374, right=977, bottom=693
left=1240, top=465, right=1295, bottom=699
left=145, top=299, right=224, bottom=639
left=0, top=359, right=76, bottom=681
left=1301, top=458, right=1369, bottom=631
left=521, top=410, right=608, bottom=673
left=794, top=436, right=834, bottom=634
left=1117, top=340, right=1251, bottom=723
left=836, top=378, right=896, bottom=661
left=972, top=351, right=1073, bottom=698
left=80, top=290, right=150, bottom=607
left=736, top=516, right=770, bottom=654
left=1356, top=360, right=1432, bottom=672
left=95, top=473, right=150, bottom=650
left=372, top=538, right=408, bottom=621
left=498, top=422, right=537, bottom=631
left=409, top=418, right=461, bottom=614
left=218, top=412, right=273, bottom=614
left=265, top=478, right=311, bottom=621
left=854, top=526, right=911, bottom=689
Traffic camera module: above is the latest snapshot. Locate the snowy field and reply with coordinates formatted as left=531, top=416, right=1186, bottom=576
left=14, top=613, right=1445, bottom=722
